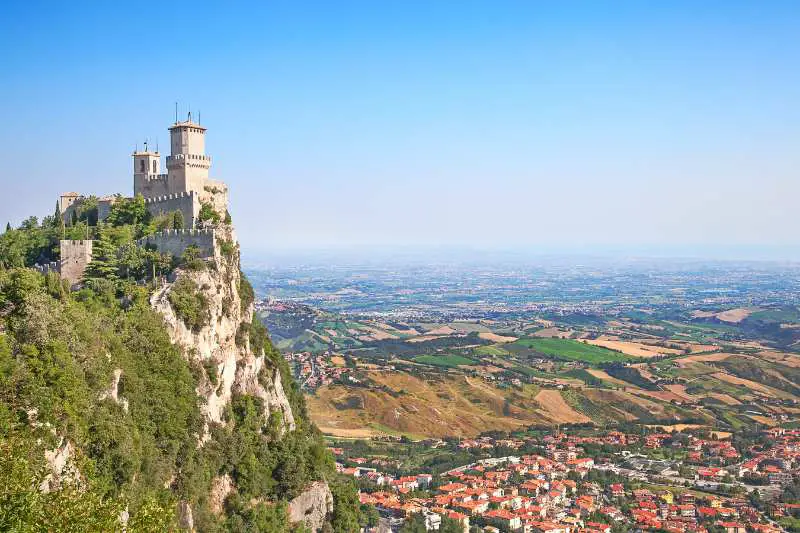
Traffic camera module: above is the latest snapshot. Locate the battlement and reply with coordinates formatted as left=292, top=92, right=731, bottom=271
left=141, top=173, right=169, bottom=182
left=138, top=229, right=216, bottom=259
left=146, top=228, right=215, bottom=236
left=144, top=191, right=197, bottom=204
left=62, top=239, right=93, bottom=247
left=167, top=154, right=211, bottom=165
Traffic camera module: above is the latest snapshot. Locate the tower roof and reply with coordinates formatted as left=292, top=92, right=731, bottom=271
left=169, top=119, right=206, bottom=131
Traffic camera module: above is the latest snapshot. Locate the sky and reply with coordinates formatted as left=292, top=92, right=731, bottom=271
left=1, top=1, right=799, bottom=259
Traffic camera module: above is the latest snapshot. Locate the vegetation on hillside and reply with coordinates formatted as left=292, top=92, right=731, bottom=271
left=0, top=206, right=363, bottom=531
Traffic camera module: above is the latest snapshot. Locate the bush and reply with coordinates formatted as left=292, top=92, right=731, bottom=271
left=168, top=277, right=210, bottom=332
left=219, top=239, right=236, bottom=259
left=239, top=273, right=255, bottom=313
left=198, top=203, right=220, bottom=225
left=180, top=245, right=206, bottom=271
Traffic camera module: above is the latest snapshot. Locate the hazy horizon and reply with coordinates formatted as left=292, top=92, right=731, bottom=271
left=2, top=1, right=799, bottom=255
left=242, top=243, right=800, bottom=266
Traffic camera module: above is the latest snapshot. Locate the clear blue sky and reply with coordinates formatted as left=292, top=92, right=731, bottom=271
left=1, top=1, right=799, bottom=256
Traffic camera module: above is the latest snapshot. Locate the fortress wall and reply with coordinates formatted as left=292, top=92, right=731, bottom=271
left=59, top=240, right=93, bottom=287
left=138, top=229, right=216, bottom=259
left=145, top=191, right=200, bottom=229
left=61, top=196, right=116, bottom=224
left=97, top=198, right=115, bottom=221
left=135, top=173, right=170, bottom=199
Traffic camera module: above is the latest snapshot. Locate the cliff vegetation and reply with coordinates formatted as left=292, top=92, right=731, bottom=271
left=0, top=206, right=364, bottom=531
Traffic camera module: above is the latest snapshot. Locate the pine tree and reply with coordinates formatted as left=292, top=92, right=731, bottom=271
left=82, top=226, right=120, bottom=285
left=55, top=201, right=66, bottom=238
left=172, top=210, right=185, bottom=229
left=4, top=222, right=10, bottom=233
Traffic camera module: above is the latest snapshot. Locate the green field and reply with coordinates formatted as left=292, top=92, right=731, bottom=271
left=473, top=344, right=510, bottom=356
left=412, top=354, right=476, bottom=368
left=511, top=338, right=633, bottom=364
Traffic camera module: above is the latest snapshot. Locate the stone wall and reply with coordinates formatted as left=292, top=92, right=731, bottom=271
left=138, top=229, right=216, bottom=259
left=134, top=173, right=170, bottom=199
left=144, top=191, right=200, bottom=229
left=59, top=240, right=93, bottom=287
left=61, top=196, right=116, bottom=225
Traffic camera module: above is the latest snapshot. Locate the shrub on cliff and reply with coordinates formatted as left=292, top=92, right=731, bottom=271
left=168, top=277, right=210, bottom=332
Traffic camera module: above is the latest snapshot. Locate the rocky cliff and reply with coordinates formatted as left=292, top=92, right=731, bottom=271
left=149, top=223, right=333, bottom=530
left=150, top=225, right=295, bottom=434
left=0, top=200, right=350, bottom=531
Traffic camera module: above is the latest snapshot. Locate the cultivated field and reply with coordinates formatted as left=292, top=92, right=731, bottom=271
left=511, top=338, right=633, bottom=364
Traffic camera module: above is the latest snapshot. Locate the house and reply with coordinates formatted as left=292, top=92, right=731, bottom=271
left=585, top=522, right=611, bottom=533
left=718, top=521, right=747, bottom=533
left=485, top=509, right=522, bottom=531
left=454, top=499, right=489, bottom=515
left=528, top=520, right=571, bottom=533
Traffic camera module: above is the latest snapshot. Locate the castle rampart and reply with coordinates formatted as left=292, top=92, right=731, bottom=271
left=138, top=229, right=216, bottom=259
left=144, top=191, right=200, bottom=229
left=59, top=239, right=93, bottom=287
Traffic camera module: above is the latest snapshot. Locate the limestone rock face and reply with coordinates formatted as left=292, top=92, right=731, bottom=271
left=178, top=500, right=194, bottom=531
left=148, top=223, right=314, bottom=526
left=150, top=225, right=295, bottom=432
left=209, top=474, right=235, bottom=515
left=40, top=438, right=75, bottom=492
left=288, top=481, right=334, bottom=532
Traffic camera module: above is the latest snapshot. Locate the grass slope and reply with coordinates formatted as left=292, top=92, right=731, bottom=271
left=512, top=338, right=633, bottom=364
left=412, top=354, right=475, bottom=367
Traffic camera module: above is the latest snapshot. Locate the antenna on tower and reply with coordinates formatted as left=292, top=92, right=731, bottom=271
left=198, top=110, right=201, bottom=125
left=175, top=102, right=178, bottom=123
left=156, top=137, right=159, bottom=153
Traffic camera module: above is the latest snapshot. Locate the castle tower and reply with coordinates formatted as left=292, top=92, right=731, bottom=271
left=166, top=112, right=211, bottom=195
left=59, top=239, right=93, bottom=288
left=133, top=143, right=167, bottom=198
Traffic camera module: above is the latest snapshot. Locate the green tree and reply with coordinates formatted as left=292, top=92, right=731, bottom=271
left=106, top=194, right=150, bottom=227
left=172, top=210, right=185, bottom=230
left=198, top=203, right=220, bottom=224
left=400, top=513, right=427, bottom=533
left=83, top=227, right=121, bottom=287
left=328, top=477, right=362, bottom=533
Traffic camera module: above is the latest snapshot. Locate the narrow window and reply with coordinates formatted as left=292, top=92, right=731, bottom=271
left=152, top=160, right=157, bottom=173
left=140, top=160, right=145, bottom=172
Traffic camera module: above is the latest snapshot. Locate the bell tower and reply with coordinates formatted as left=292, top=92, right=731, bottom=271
left=166, top=112, right=211, bottom=194
left=133, top=141, right=164, bottom=197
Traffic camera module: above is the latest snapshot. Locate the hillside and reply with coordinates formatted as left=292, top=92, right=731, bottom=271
left=0, top=201, right=361, bottom=531
left=261, top=299, right=800, bottom=439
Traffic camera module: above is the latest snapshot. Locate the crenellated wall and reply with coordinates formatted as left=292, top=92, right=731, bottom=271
left=134, top=173, right=170, bottom=198
left=137, top=228, right=216, bottom=259
left=144, top=191, right=200, bottom=229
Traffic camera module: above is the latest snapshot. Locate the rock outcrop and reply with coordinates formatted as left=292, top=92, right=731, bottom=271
left=150, top=225, right=294, bottom=432
left=288, top=481, right=334, bottom=532
left=149, top=223, right=323, bottom=527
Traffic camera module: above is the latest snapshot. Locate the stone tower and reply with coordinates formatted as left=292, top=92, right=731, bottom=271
left=131, top=113, right=228, bottom=229
left=133, top=144, right=167, bottom=198
left=59, top=239, right=93, bottom=288
left=166, top=113, right=211, bottom=195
